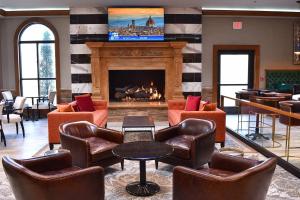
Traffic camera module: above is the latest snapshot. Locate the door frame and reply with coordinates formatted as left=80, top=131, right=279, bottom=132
left=212, top=45, right=260, bottom=103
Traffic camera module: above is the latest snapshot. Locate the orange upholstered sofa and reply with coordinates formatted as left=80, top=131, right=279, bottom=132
left=47, top=100, right=108, bottom=149
left=168, top=99, right=226, bottom=147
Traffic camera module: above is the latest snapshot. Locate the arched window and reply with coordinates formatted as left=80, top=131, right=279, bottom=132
left=15, top=18, right=60, bottom=102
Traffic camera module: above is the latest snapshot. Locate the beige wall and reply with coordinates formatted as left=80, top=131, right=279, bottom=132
left=0, top=16, right=71, bottom=91
left=202, top=16, right=298, bottom=89
left=0, top=19, right=2, bottom=89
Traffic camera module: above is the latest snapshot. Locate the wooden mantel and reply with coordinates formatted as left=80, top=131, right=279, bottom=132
left=86, top=42, right=187, bottom=101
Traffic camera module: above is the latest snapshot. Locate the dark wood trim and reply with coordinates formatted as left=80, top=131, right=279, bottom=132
left=203, top=10, right=300, bottom=17
left=0, top=9, right=5, bottom=16
left=265, top=68, right=300, bottom=71
left=14, top=17, right=61, bottom=103
left=1, top=10, right=69, bottom=17
left=212, top=45, right=260, bottom=103
left=227, top=128, right=300, bottom=178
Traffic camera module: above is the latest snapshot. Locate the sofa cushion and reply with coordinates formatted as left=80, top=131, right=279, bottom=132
left=75, top=95, right=95, bottom=112
left=57, top=104, right=75, bottom=112
left=165, top=135, right=192, bottom=159
left=86, top=137, right=119, bottom=162
left=185, top=96, right=201, bottom=111
left=93, top=110, right=108, bottom=127
left=202, top=103, right=217, bottom=111
left=69, top=101, right=80, bottom=112
left=168, top=110, right=182, bottom=125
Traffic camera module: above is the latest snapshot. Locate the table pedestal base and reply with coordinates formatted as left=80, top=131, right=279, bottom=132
left=126, top=181, right=160, bottom=196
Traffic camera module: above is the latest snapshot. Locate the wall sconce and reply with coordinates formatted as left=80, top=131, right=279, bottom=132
left=294, top=22, right=300, bottom=64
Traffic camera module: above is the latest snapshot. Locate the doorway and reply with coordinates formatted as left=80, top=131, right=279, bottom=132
left=218, top=50, right=254, bottom=112
left=212, top=45, right=260, bottom=111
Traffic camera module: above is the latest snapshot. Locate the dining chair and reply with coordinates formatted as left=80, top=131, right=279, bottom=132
left=31, top=91, right=56, bottom=120
left=1, top=91, right=14, bottom=103
left=1, top=96, right=27, bottom=145
left=0, top=102, right=6, bottom=146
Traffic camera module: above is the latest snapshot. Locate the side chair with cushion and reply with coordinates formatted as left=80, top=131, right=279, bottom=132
left=155, top=118, right=216, bottom=169
left=168, top=99, right=226, bottom=147
left=31, top=91, right=56, bottom=120
left=2, top=152, right=104, bottom=200
left=1, top=96, right=26, bottom=146
left=0, top=102, right=6, bottom=146
left=59, top=121, right=124, bottom=169
left=1, top=91, right=14, bottom=105
left=173, top=152, right=277, bottom=200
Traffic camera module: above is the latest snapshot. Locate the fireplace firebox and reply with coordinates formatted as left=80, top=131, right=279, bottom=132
left=109, top=70, right=165, bottom=102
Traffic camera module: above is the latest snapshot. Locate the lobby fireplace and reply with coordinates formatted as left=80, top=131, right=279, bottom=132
left=86, top=42, right=186, bottom=101
left=109, top=70, right=165, bottom=102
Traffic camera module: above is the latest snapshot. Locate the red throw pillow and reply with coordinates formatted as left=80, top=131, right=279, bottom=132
left=75, top=95, right=95, bottom=112
left=185, top=96, right=201, bottom=111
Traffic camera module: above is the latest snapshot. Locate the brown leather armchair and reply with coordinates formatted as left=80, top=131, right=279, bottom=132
left=155, top=118, right=216, bottom=169
left=2, top=152, right=104, bottom=200
left=173, top=152, right=277, bottom=200
left=59, top=121, right=124, bottom=169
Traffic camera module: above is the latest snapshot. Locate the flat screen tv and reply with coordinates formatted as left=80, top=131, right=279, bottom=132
left=108, top=8, right=164, bottom=41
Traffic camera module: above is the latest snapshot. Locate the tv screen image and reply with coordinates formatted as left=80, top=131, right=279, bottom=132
left=108, top=8, right=164, bottom=41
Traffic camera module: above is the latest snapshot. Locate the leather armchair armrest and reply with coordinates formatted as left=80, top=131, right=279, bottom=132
left=210, top=152, right=261, bottom=173
left=154, top=125, right=179, bottom=142
left=190, top=131, right=216, bottom=166
left=173, top=166, right=226, bottom=200
left=96, top=128, right=124, bottom=144
left=46, top=166, right=105, bottom=200
left=17, top=152, right=72, bottom=173
left=60, top=133, right=90, bottom=168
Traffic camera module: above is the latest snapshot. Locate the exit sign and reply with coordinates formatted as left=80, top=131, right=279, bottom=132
left=233, top=21, right=243, bottom=30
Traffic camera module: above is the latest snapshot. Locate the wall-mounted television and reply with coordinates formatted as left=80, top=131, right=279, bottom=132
left=108, top=8, right=164, bottom=41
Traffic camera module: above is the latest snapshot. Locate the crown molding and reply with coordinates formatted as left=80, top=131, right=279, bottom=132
left=202, top=9, right=300, bottom=17
left=0, top=9, right=69, bottom=17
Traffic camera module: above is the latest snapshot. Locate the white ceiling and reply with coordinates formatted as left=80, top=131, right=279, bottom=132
left=0, top=0, right=300, bottom=12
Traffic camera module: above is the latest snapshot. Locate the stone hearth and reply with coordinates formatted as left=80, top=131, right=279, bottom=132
left=86, top=42, right=187, bottom=101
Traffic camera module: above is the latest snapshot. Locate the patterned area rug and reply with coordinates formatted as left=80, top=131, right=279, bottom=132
left=1, top=132, right=300, bottom=200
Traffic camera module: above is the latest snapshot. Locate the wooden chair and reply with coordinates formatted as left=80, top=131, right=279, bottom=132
left=1, top=96, right=27, bottom=146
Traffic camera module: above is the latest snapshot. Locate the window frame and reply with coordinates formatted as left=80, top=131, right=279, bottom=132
left=14, top=17, right=61, bottom=102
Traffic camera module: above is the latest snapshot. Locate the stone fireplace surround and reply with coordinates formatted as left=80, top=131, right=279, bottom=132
left=86, top=42, right=187, bottom=101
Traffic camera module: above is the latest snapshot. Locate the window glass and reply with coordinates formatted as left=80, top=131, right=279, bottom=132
left=20, top=24, right=54, bottom=41
left=19, top=23, right=56, bottom=98
left=20, top=43, right=38, bottom=78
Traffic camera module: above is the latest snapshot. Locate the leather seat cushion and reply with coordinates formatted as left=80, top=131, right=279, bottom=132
left=165, top=135, right=192, bottom=159
left=200, top=168, right=236, bottom=177
left=41, top=166, right=81, bottom=176
left=87, top=137, right=118, bottom=162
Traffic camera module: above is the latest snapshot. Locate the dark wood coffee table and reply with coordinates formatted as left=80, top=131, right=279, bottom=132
left=112, top=141, right=173, bottom=196
left=122, top=116, right=155, bottom=137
